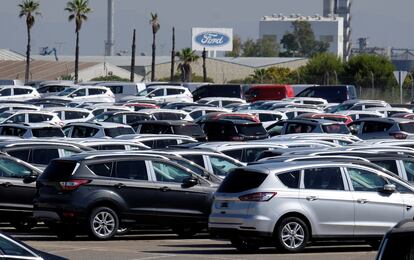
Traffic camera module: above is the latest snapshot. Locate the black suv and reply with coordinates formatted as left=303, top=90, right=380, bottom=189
left=34, top=152, right=216, bottom=240
left=202, top=119, right=268, bottom=141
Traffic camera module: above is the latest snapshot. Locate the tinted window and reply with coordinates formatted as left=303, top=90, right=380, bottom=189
left=0, top=236, right=36, bottom=257
left=0, top=126, right=26, bottom=137
left=210, top=156, right=240, bottom=177
left=190, top=111, right=202, bottom=119
left=152, top=161, right=192, bottom=183
left=29, top=114, right=53, bottom=123
left=73, top=89, right=86, bottom=97
left=267, top=122, right=284, bottom=136
left=154, top=139, right=177, bottom=148
left=374, top=160, right=399, bottom=175
left=259, top=114, right=281, bottom=122
left=362, top=122, right=393, bottom=133
left=114, top=160, right=148, bottom=180
left=403, top=160, right=414, bottom=182
left=40, top=160, right=77, bottom=181
left=278, top=171, right=300, bottom=188
left=10, top=114, right=25, bottom=123
left=245, top=148, right=268, bottom=163
left=151, top=88, right=164, bottom=96
left=88, top=162, right=113, bottom=177
left=399, top=123, right=414, bottom=133
left=167, top=89, right=184, bottom=95
left=180, top=154, right=205, bottom=168
left=304, top=167, right=344, bottom=190
left=32, top=128, right=65, bottom=137
left=126, top=115, right=149, bottom=124
left=108, top=86, right=123, bottom=94
left=0, top=158, right=33, bottom=178
left=348, top=168, right=387, bottom=192
left=30, top=149, right=59, bottom=165
left=222, top=149, right=243, bottom=162
left=7, top=149, right=30, bottom=161
left=152, top=113, right=182, bottom=120
left=217, top=169, right=268, bottom=193
left=286, top=123, right=316, bottom=134
left=322, top=124, right=350, bottom=134
left=89, top=88, right=106, bottom=95
left=99, top=145, right=125, bottom=150
left=14, top=88, right=32, bottom=95
left=71, top=126, right=99, bottom=138
left=104, top=127, right=135, bottom=137
left=173, top=125, right=204, bottom=136
left=65, top=111, right=88, bottom=120
left=0, top=89, right=11, bottom=96
left=236, top=124, right=267, bottom=136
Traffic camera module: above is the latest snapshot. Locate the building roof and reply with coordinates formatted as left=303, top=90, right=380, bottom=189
left=393, top=50, right=414, bottom=61
left=0, top=49, right=25, bottom=61
left=261, top=14, right=343, bottom=22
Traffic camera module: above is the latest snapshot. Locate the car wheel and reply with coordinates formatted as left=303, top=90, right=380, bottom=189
left=230, top=238, right=260, bottom=253
left=88, top=207, right=119, bottom=240
left=11, top=219, right=37, bottom=232
left=172, top=226, right=199, bottom=238
left=275, top=217, right=309, bottom=253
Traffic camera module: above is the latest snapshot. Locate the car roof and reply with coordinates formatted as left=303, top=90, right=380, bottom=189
left=64, top=122, right=132, bottom=128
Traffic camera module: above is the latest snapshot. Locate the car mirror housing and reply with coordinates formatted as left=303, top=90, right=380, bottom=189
left=182, top=177, right=198, bottom=188
left=23, top=174, right=38, bottom=184
left=382, top=184, right=396, bottom=193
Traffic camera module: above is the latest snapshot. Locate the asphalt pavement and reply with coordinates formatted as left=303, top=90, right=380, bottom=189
left=4, top=227, right=377, bottom=260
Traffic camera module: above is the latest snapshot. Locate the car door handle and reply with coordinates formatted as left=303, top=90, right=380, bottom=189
left=160, top=186, right=171, bottom=192
left=357, top=199, right=368, bottom=204
left=1, top=182, right=12, bottom=187
left=114, top=183, right=125, bottom=189
left=306, top=196, right=318, bottom=201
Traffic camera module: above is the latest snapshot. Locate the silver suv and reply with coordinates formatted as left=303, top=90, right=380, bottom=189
left=209, top=161, right=414, bottom=253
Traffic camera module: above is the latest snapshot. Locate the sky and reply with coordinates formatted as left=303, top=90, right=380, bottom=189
left=1, top=0, right=413, bottom=57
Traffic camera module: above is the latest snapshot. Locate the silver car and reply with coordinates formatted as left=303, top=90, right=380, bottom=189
left=209, top=161, right=414, bottom=253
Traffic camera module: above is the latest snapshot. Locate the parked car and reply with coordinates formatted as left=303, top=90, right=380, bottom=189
left=122, top=86, right=193, bottom=103
left=34, top=152, right=217, bottom=239
left=44, top=107, right=93, bottom=125
left=37, top=83, right=74, bottom=97
left=202, top=119, right=268, bottom=141
left=376, top=220, right=414, bottom=260
left=0, top=86, right=40, bottom=101
left=244, top=84, right=294, bottom=102
left=54, top=86, right=115, bottom=103
left=330, top=99, right=390, bottom=113
left=192, top=84, right=249, bottom=101
left=96, top=82, right=146, bottom=101
left=266, top=119, right=350, bottom=137
left=295, top=85, right=357, bottom=103
left=0, top=123, right=65, bottom=138
left=132, top=120, right=207, bottom=141
left=0, top=79, right=24, bottom=85
left=197, top=97, right=246, bottom=107
left=98, top=111, right=152, bottom=125
left=348, top=118, right=414, bottom=140
left=63, top=122, right=135, bottom=138
left=0, top=103, right=39, bottom=113
left=209, top=161, right=414, bottom=252
left=0, top=111, right=62, bottom=126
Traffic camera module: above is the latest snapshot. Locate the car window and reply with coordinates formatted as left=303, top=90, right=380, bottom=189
left=154, top=139, right=177, bottom=148
left=385, top=177, right=414, bottom=194
left=0, top=235, right=37, bottom=257
left=190, top=111, right=202, bottom=120
left=10, top=114, right=25, bottom=123
left=373, top=160, right=399, bottom=175
left=152, top=113, right=181, bottom=120
left=29, top=148, right=59, bottom=165
left=7, top=149, right=30, bottom=161
left=222, top=149, right=243, bottom=162
left=259, top=114, right=281, bottom=122
left=65, top=111, right=86, bottom=120
left=61, top=148, right=79, bottom=156
left=152, top=161, right=192, bottom=183
left=209, top=156, right=240, bottom=177
left=347, top=168, right=387, bottom=192
left=73, top=89, right=86, bottom=97
left=245, top=148, right=268, bottom=163
left=104, top=127, right=135, bottom=138
left=108, top=86, right=123, bottom=94
left=286, top=123, right=316, bottom=134
left=0, top=158, right=32, bottom=178
left=28, top=114, right=53, bottom=123
left=403, top=160, right=414, bottom=182
left=88, top=162, right=113, bottom=177
left=278, top=171, right=300, bottom=189
left=348, top=121, right=362, bottom=134
left=88, top=88, right=106, bottom=95
left=180, top=154, right=205, bottom=168
left=304, top=167, right=344, bottom=190
left=72, top=126, right=99, bottom=138
left=0, top=88, right=11, bottom=96
left=0, top=126, right=26, bottom=137
left=362, top=122, right=393, bottom=133
left=267, top=122, right=284, bottom=136
left=13, top=88, right=32, bottom=95
left=322, top=124, right=350, bottom=134
left=114, top=160, right=148, bottom=180
left=32, top=128, right=64, bottom=138
left=166, top=89, right=184, bottom=95
left=151, top=88, right=164, bottom=97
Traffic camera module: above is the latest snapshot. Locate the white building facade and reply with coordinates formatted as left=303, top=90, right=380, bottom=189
left=259, top=15, right=344, bottom=58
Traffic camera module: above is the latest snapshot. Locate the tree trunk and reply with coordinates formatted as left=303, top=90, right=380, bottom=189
left=170, top=27, right=175, bottom=82
left=151, top=33, right=156, bottom=82
left=25, top=25, right=31, bottom=84
left=202, top=48, right=207, bottom=82
left=75, top=31, right=80, bottom=83
left=130, top=29, right=136, bottom=82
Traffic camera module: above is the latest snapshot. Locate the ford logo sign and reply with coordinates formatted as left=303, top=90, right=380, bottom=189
left=195, top=32, right=230, bottom=47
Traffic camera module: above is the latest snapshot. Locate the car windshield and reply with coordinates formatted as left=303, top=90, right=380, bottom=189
left=399, top=123, right=414, bottom=133
left=173, top=125, right=204, bottom=136
left=32, top=128, right=65, bottom=137
left=104, top=127, right=135, bottom=137
left=322, top=124, right=350, bottom=134
left=57, top=87, right=76, bottom=96
left=137, top=88, right=154, bottom=96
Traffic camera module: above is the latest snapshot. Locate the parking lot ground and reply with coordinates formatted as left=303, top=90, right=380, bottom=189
left=3, top=227, right=377, bottom=260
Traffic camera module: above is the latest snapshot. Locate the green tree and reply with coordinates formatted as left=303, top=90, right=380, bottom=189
left=91, top=75, right=129, bottom=82
left=150, top=12, right=160, bottom=82
left=299, top=53, right=344, bottom=84
left=266, top=67, right=296, bottom=84
left=242, top=38, right=279, bottom=57
left=344, top=54, right=396, bottom=89
left=225, top=35, right=242, bottom=57
left=281, top=21, right=330, bottom=57
left=176, top=48, right=199, bottom=82
left=18, top=0, right=41, bottom=84
left=249, top=68, right=270, bottom=83
left=65, top=0, right=92, bottom=83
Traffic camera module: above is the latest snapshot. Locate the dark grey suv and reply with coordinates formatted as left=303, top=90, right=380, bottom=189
left=34, top=152, right=216, bottom=240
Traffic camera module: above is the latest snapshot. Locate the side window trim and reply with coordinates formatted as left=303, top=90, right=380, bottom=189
left=397, top=160, right=407, bottom=180
left=146, top=160, right=156, bottom=182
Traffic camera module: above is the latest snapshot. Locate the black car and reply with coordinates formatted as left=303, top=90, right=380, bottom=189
left=192, top=84, right=250, bottom=101
left=295, top=85, right=357, bottom=103
left=133, top=120, right=207, bottom=141
left=377, top=220, right=414, bottom=260
left=202, top=119, right=269, bottom=141
left=34, top=152, right=216, bottom=240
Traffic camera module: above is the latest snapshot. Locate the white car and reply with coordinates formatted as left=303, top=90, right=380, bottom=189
left=0, top=86, right=40, bottom=101
left=137, top=109, right=193, bottom=121
left=197, top=97, right=246, bottom=107
left=0, top=103, right=39, bottom=113
left=123, top=86, right=193, bottom=103
left=336, top=110, right=386, bottom=121
left=54, top=85, right=115, bottom=103
left=0, top=111, right=62, bottom=126
left=43, top=107, right=93, bottom=125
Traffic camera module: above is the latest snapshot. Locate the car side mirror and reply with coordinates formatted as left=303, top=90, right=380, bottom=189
left=182, top=177, right=198, bottom=188
left=23, top=174, right=38, bottom=184
left=382, top=184, right=396, bottom=193
left=70, top=94, right=77, bottom=98
left=5, top=120, right=13, bottom=124
left=148, top=93, right=155, bottom=98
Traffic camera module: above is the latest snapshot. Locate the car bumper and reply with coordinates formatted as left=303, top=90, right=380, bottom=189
left=209, top=227, right=273, bottom=240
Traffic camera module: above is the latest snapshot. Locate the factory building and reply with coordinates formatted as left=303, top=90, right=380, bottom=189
left=259, top=14, right=344, bottom=58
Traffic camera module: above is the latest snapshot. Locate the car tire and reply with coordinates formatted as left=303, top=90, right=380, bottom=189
left=275, top=217, right=309, bottom=253
left=230, top=238, right=260, bottom=253
left=88, top=207, right=119, bottom=240
left=11, top=219, right=37, bottom=232
left=172, top=226, right=200, bottom=238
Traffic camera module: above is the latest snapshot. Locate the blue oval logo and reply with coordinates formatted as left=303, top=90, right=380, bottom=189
left=195, top=32, right=230, bottom=47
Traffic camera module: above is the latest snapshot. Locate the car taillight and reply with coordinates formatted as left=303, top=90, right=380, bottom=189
left=390, top=132, right=408, bottom=139
left=239, top=192, right=277, bottom=202
left=59, top=179, right=91, bottom=191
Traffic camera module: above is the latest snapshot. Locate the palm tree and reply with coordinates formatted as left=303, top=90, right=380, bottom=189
left=250, top=68, right=269, bottom=83
left=150, top=13, right=160, bottom=82
left=18, top=0, right=40, bottom=84
left=176, top=48, right=199, bottom=82
left=65, top=0, right=92, bottom=83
